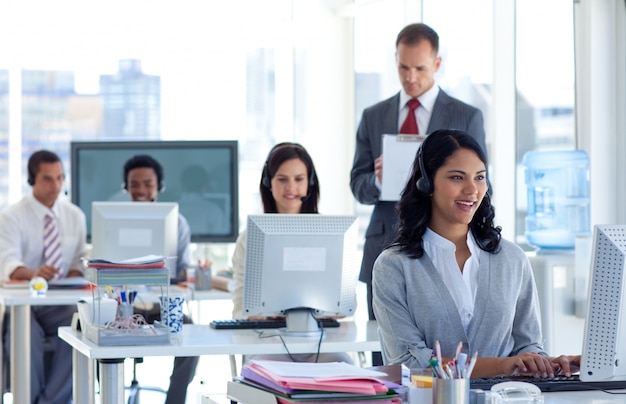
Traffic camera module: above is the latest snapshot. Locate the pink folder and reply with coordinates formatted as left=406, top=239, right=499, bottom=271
left=247, top=361, right=389, bottom=395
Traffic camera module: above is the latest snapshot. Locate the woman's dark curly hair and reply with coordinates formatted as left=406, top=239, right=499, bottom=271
left=390, top=129, right=501, bottom=258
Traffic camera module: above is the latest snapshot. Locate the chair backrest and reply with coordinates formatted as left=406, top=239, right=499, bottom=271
left=377, top=327, right=389, bottom=365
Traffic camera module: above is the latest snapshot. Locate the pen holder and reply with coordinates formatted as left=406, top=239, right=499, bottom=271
left=160, top=296, right=184, bottom=333
left=117, top=304, right=134, bottom=320
left=433, top=378, right=469, bottom=404
left=196, top=267, right=212, bottom=290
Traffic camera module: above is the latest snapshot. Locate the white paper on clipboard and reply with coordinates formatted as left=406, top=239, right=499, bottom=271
left=380, top=134, right=425, bottom=201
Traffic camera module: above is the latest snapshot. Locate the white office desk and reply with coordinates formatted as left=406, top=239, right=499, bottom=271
left=58, top=320, right=380, bottom=404
left=226, top=378, right=626, bottom=404
left=0, top=285, right=230, bottom=404
left=0, top=288, right=93, bottom=404
left=543, top=390, right=626, bottom=403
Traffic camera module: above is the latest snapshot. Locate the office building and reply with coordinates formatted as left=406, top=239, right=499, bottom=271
left=99, top=59, right=161, bottom=140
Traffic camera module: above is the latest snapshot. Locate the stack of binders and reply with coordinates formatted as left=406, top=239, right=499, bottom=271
left=228, top=360, right=402, bottom=403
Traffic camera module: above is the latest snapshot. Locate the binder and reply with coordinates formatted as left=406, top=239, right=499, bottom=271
left=380, top=134, right=425, bottom=201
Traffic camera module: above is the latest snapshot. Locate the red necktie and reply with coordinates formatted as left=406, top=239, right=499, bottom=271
left=400, top=98, right=420, bottom=134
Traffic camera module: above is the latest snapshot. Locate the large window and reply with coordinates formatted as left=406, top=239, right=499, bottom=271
left=0, top=0, right=579, bottom=257
left=0, top=0, right=355, bottom=269
left=515, top=0, right=576, bottom=245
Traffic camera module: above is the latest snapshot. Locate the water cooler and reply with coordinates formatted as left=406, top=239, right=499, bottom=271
left=523, top=150, right=591, bottom=355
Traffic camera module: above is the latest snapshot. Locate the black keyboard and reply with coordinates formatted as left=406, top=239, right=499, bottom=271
left=210, top=318, right=341, bottom=330
left=471, top=375, right=626, bottom=392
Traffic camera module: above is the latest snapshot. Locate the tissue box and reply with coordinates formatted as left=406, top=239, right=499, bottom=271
left=77, top=297, right=118, bottom=326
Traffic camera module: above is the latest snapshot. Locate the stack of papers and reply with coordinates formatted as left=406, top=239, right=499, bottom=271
left=0, top=277, right=90, bottom=289
left=85, top=255, right=166, bottom=269
left=236, top=360, right=401, bottom=403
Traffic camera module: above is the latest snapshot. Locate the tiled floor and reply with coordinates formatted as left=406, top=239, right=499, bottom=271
left=4, top=283, right=370, bottom=404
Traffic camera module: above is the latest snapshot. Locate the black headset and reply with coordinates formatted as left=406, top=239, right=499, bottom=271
left=261, top=143, right=316, bottom=194
left=415, top=135, right=433, bottom=195
left=122, top=178, right=165, bottom=192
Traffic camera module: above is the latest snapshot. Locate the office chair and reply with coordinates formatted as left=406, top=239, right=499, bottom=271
left=126, top=358, right=167, bottom=404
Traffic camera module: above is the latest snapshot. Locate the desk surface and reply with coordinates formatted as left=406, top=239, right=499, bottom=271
left=59, top=320, right=380, bottom=359
left=543, top=390, right=626, bottom=403
left=0, top=285, right=230, bottom=404
left=0, top=288, right=93, bottom=306
left=61, top=320, right=380, bottom=404
left=0, top=285, right=230, bottom=306
left=227, top=376, right=626, bottom=404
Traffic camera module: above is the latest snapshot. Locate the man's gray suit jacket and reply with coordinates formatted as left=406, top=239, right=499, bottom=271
left=350, top=89, right=486, bottom=285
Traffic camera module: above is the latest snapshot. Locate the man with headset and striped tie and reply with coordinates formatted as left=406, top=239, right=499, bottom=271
left=0, top=150, right=87, bottom=404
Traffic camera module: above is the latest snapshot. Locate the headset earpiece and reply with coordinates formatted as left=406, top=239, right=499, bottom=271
left=27, top=166, right=35, bottom=186
left=261, top=163, right=271, bottom=188
left=415, top=137, right=433, bottom=195
left=415, top=176, right=432, bottom=195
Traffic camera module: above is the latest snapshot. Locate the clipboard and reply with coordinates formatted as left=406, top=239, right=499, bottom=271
left=380, top=134, right=425, bottom=201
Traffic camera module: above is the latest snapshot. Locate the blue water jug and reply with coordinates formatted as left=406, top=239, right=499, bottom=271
left=523, top=150, right=591, bottom=249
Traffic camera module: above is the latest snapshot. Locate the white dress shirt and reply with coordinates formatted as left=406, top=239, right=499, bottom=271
left=0, top=194, right=87, bottom=279
left=423, top=228, right=480, bottom=332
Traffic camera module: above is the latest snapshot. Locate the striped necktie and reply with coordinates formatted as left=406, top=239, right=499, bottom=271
left=43, top=212, right=62, bottom=270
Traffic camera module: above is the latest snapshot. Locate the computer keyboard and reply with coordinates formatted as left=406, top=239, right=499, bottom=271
left=471, top=374, right=626, bottom=392
left=209, top=318, right=341, bottom=330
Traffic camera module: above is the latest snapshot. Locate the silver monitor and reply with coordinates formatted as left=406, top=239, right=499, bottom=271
left=580, top=225, right=626, bottom=382
left=242, top=214, right=358, bottom=335
left=91, top=202, right=178, bottom=278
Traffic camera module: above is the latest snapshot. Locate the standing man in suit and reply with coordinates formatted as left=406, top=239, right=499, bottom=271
left=0, top=150, right=87, bottom=403
left=350, top=23, right=486, bottom=364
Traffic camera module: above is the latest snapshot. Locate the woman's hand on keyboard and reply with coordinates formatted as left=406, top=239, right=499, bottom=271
left=504, top=352, right=555, bottom=378
left=550, top=355, right=581, bottom=377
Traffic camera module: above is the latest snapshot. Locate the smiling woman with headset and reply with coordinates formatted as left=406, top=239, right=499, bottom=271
left=373, top=129, right=580, bottom=378
left=229, top=142, right=352, bottom=364
left=231, top=142, right=320, bottom=319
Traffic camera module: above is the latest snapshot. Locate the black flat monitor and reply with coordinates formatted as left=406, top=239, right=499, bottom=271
left=242, top=214, right=359, bottom=335
left=70, top=140, right=238, bottom=243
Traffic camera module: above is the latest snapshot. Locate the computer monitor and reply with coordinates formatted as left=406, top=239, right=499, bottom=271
left=70, top=140, right=238, bottom=243
left=242, top=214, right=359, bottom=335
left=91, top=202, right=179, bottom=279
left=580, top=225, right=626, bottom=382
